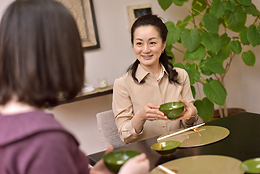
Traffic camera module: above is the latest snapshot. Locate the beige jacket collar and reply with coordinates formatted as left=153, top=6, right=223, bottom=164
left=135, top=64, right=168, bottom=83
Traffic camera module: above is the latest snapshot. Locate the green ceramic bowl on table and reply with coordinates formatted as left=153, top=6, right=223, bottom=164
left=103, top=150, right=141, bottom=173
left=151, top=141, right=181, bottom=156
left=159, top=102, right=185, bottom=120
left=240, top=158, right=260, bottom=173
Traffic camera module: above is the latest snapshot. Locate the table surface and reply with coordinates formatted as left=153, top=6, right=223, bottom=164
left=88, top=112, right=260, bottom=170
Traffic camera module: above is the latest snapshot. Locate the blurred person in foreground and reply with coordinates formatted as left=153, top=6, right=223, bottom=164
left=0, top=0, right=149, bottom=173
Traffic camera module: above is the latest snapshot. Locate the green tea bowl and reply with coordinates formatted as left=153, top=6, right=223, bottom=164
left=151, top=141, right=181, bottom=156
left=159, top=102, right=185, bottom=120
left=103, top=150, right=141, bottom=173
left=240, top=158, right=260, bottom=173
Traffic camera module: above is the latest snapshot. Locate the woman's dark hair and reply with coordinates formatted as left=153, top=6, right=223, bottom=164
left=0, top=0, right=84, bottom=107
left=128, top=14, right=178, bottom=84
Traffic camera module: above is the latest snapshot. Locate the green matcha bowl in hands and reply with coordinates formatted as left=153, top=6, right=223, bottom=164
left=159, top=102, right=185, bottom=120
left=103, top=150, right=141, bottom=173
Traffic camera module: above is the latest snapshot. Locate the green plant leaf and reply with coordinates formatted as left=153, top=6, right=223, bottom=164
left=184, top=63, right=200, bottom=85
left=210, top=0, right=226, bottom=18
left=218, top=17, right=226, bottom=28
left=173, top=63, right=200, bottom=85
left=212, top=45, right=231, bottom=63
left=236, top=0, right=252, bottom=6
left=230, top=0, right=236, bottom=4
left=190, top=62, right=198, bottom=70
left=192, top=0, right=207, bottom=16
left=177, top=15, right=192, bottom=30
left=165, top=21, right=175, bottom=28
left=194, top=97, right=214, bottom=121
left=230, top=40, right=242, bottom=54
left=191, top=85, right=196, bottom=98
left=203, top=80, right=227, bottom=106
left=181, top=29, right=201, bottom=52
left=207, top=50, right=214, bottom=57
left=166, top=22, right=181, bottom=45
left=240, top=28, right=250, bottom=45
left=226, top=0, right=236, bottom=12
left=157, top=0, right=172, bottom=11
left=172, top=0, right=188, bottom=6
left=225, top=6, right=247, bottom=32
left=247, top=25, right=260, bottom=47
left=242, top=50, right=255, bottom=66
left=202, top=32, right=222, bottom=55
left=202, top=13, right=219, bottom=33
left=165, top=21, right=175, bottom=42
left=204, top=57, right=225, bottom=74
left=220, top=33, right=231, bottom=46
left=184, top=45, right=206, bottom=62
left=244, top=4, right=260, bottom=16
left=199, top=60, right=213, bottom=76
left=174, top=63, right=185, bottom=69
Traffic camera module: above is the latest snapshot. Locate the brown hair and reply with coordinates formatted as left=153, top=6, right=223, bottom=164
left=0, top=0, right=85, bottom=107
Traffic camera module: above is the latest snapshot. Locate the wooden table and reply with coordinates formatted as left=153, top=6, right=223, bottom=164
left=88, top=112, right=260, bottom=170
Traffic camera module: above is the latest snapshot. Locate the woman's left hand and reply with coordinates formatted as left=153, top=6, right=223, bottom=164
left=175, top=99, right=197, bottom=121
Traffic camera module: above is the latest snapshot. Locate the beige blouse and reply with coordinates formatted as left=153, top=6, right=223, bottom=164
left=112, top=64, right=195, bottom=143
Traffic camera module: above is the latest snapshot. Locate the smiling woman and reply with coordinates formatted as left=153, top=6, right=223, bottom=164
left=112, top=14, right=199, bottom=144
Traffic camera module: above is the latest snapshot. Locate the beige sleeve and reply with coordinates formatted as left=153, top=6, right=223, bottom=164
left=112, top=78, right=141, bottom=143
left=181, top=114, right=200, bottom=128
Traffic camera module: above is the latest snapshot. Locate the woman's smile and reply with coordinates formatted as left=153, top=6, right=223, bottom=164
left=142, top=54, right=153, bottom=60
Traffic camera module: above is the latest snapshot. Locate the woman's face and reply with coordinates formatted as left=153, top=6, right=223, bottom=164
left=133, top=26, right=166, bottom=69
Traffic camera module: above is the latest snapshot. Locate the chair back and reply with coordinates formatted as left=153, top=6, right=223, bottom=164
left=96, top=110, right=126, bottom=149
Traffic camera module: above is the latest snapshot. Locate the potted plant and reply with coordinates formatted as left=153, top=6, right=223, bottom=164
left=157, top=0, right=260, bottom=121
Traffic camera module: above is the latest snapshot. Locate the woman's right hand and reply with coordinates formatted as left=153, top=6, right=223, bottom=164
left=136, top=103, right=168, bottom=121
left=118, top=153, right=150, bottom=174
left=131, top=103, right=168, bottom=134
